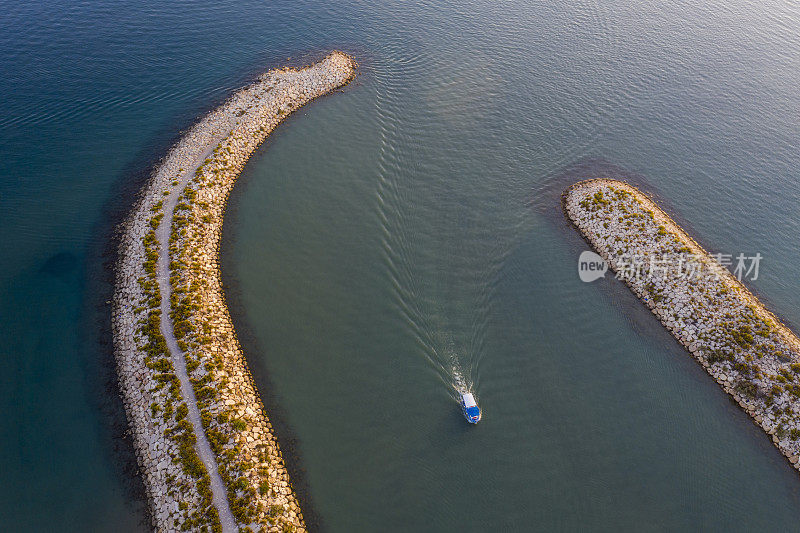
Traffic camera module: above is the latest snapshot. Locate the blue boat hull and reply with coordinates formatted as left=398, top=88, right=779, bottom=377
left=461, top=402, right=481, bottom=424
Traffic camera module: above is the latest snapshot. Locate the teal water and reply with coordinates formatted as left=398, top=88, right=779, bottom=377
left=2, top=0, right=800, bottom=530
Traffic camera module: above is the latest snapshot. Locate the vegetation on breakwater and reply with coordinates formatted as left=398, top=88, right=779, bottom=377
left=140, top=202, right=221, bottom=531
left=114, top=52, right=356, bottom=532
left=564, top=179, right=800, bottom=471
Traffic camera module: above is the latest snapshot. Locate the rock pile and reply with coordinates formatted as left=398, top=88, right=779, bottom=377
left=564, top=179, right=800, bottom=470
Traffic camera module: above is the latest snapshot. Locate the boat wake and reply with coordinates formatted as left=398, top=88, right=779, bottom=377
left=370, top=41, right=491, bottom=410
left=451, top=366, right=470, bottom=396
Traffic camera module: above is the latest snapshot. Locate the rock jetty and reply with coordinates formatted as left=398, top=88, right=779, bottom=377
left=564, top=179, right=800, bottom=471
left=113, top=51, right=356, bottom=532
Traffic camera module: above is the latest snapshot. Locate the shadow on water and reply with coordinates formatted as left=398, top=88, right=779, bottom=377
left=38, top=251, right=78, bottom=280
left=82, top=132, right=170, bottom=531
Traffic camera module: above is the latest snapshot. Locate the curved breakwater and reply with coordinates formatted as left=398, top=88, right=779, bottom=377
left=113, top=52, right=356, bottom=531
left=564, top=179, right=800, bottom=472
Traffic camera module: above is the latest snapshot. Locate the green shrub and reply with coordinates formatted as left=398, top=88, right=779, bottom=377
left=731, top=325, right=754, bottom=347
left=197, top=476, right=213, bottom=507
left=178, top=442, right=206, bottom=479
left=206, top=507, right=221, bottom=533
left=734, top=380, right=757, bottom=398
left=162, top=399, right=174, bottom=420
left=706, top=350, right=731, bottom=364
left=186, top=357, right=200, bottom=373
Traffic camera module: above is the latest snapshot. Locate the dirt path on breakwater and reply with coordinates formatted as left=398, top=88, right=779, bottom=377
left=564, top=179, right=800, bottom=472
left=156, top=136, right=236, bottom=531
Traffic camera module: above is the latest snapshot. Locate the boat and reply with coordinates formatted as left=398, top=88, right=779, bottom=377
left=461, top=392, right=481, bottom=424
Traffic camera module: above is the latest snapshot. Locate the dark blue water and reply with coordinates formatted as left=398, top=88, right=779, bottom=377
left=2, top=0, right=800, bottom=530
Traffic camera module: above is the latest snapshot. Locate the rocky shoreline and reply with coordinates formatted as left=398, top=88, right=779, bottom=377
left=113, top=51, right=356, bottom=532
left=564, top=179, right=800, bottom=471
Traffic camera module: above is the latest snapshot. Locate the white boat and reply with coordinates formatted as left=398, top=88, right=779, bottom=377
left=461, top=392, right=481, bottom=424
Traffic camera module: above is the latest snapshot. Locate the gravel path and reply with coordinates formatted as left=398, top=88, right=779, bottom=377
left=156, top=135, right=237, bottom=532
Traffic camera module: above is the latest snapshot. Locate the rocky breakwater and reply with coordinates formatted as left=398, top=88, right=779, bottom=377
left=114, top=51, right=356, bottom=532
left=564, top=179, right=800, bottom=471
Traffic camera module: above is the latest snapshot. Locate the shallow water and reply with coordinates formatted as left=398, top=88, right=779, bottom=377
left=2, top=0, right=800, bottom=530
